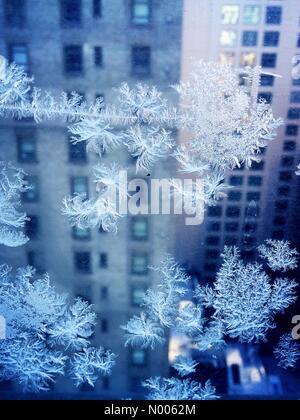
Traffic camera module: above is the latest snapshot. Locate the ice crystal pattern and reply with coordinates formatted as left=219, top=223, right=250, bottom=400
left=274, top=334, right=300, bottom=369
left=142, top=377, right=218, bottom=400
left=0, top=163, right=29, bottom=247
left=0, top=58, right=282, bottom=233
left=0, top=265, right=115, bottom=392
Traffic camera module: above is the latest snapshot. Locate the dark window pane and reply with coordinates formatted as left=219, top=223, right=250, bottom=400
left=285, top=125, right=299, bottom=136
left=100, top=253, right=108, bottom=268
left=261, top=53, right=277, bottom=68
left=61, top=0, right=81, bottom=25
left=281, top=156, right=294, bottom=167
left=248, top=176, right=262, bottom=186
left=206, top=236, right=220, bottom=246
left=131, top=349, right=147, bottom=366
left=4, top=0, right=26, bottom=27
left=265, top=6, right=282, bottom=25
left=290, top=91, right=300, bottom=103
left=283, top=140, right=296, bottom=151
left=278, top=186, right=290, bottom=197
left=263, top=31, right=279, bottom=46
left=247, top=192, right=260, bottom=201
left=71, top=176, right=88, bottom=196
left=258, top=92, right=272, bottom=104
left=69, top=139, right=87, bottom=163
left=225, top=222, right=239, bottom=232
left=205, top=249, right=219, bottom=259
left=226, top=206, right=240, bottom=218
left=279, top=171, right=293, bottom=182
left=131, top=286, right=146, bottom=306
left=74, top=252, right=91, bottom=273
left=207, top=206, right=222, bottom=217
left=93, top=0, right=102, bottom=17
left=260, top=75, right=274, bottom=86
left=228, top=191, right=242, bottom=201
left=288, top=108, right=300, bottom=119
left=94, top=46, right=103, bottom=67
left=229, top=176, right=243, bottom=186
left=208, top=222, right=221, bottom=232
left=64, top=45, right=83, bottom=74
left=250, top=160, right=265, bottom=170
left=100, top=286, right=108, bottom=300
left=132, top=46, right=151, bottom=76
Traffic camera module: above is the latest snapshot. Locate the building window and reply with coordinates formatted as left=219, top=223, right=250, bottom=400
left=263, top=31, right=280, bottom=47
left=74, top=252, right=91, bottom=273
left=288, top=108, right=300, bottom=120
left=4, top=0, right=26, bottom=27
left=131, top=253, right=148, bottom=275
left=17, top=134, right=37, bottom=163
left=207, top=206, right=222, bottom=217
left=9, top=44, right=29, bottom=71
left=100, top=319, right=108, bottom=333
left=242, top=31, right=257, bottom=47
left=93, top=0, right=102, bottom=17
left=220, top=30, right=237, bottom=47
left=64, top=45, right=83, bottom=75
left=230, top=176, right=243, bottom=186
left=279, top=171, right=293, bottom=182
left=224, top=236, right=238, bottom=246
left=71, top=176, right=88, bottom=197
left=225, top=222, right=239, bottom=232
left=132, top=46, right=151, bottom=76
left=219, top=52, right=235, bottom=66
left=251, top=161, right=265, bottom=171
left=297, top=34, right=300, bottom=48
left=261, top=53, right=277, bottom=68
left=272, top=230, right=284, bottom=240
left=248, top=176, right=262, bottom=186
left=22, top=176, right=39, bottom=202
left=273, top=216, right=286, bottom=226
left=25, top=216, right=39, bottom=240
left=275, top=200, right=288, bottom=212
left=226, top=206, right=240, bottom=218
left=94, top=46, right=103, bottom=67
left=228, top=191, right=242, bottom=201
left=258, top=92, right=272, bottom=104
left=281, top=156, right=295, bottom=167
left=131, top=286, right=146, bottom=306
left=76, top=285, right=92, bottom=304
left=131, top=349, right=147, bottom=366
left=243, top=6, right=260, bottom=25
left=100, top=253, right=108, bottom=269
left=285, top=125, right=299, bottom=136
left=69, top=139, right=87, bottom=163
left=221, top=5, right=239, bottom=25
left=131, top=0, right=151, bottom=25
left=72, top=226, right=91, bottom=240
left=204, top=262, right=217, bottom=272
left=265, top=6, right=282, bottom=25
left=100, top=286, right=108, bottom=300
left=290, top=92, right=300, bottom=103
left=283, top=140, right=296, bottom=151
left=260, top=75, right=274, bottom=87
left=131, top=217, right=148, bottom=240
left=61, top=0, right=81, bottom=25
left=278, top=186, right=290, bottom=197
left=240, top=52, right=256, bottom=67
left=208, top=222, right=221, bottom=232
left=247, top=192, right=260, bottom=201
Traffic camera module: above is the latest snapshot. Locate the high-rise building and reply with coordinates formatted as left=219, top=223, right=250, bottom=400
left=0, top=0, right=183, bottom=398
left=178, top=0, right=300, bottom=282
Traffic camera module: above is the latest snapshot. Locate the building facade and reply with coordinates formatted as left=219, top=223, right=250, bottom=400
left=178, top=0, right=300, bottom=282
left=0, top=0, right=183, bottom=398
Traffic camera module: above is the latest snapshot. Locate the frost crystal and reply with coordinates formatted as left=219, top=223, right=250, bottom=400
left=199, top=246, right=298, bottom=342
left=0, top=266, right=115, bottom=392
left=70, top=347, right=116, bottom=387
left=274, top=334, right=300, bottom=369
left=0, top=163, right=29, bottom=247
left=172, top=356, right=199, bottom=377
left=143, top=377, right=218, bottom=400
left=258, top=239, right=298, bottom=272
left=121, top=313, right=165, bottom=349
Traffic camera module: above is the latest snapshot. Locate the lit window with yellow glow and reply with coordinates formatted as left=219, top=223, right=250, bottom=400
left=221, top=5, right=239, bottom=25
left=243, top=6, right=260, bottom=25
left=240, top=52, right=256, bottom=66
left=220, top=30, right=237, bottom=47
left=219, top=52, right=235, bottom=65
